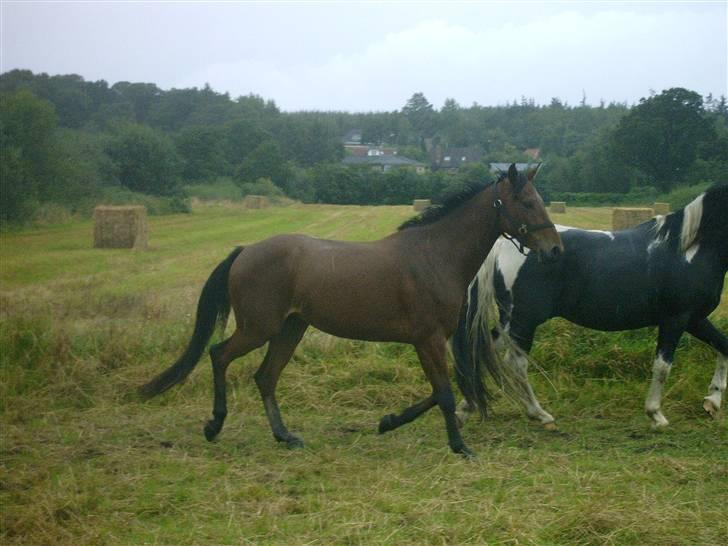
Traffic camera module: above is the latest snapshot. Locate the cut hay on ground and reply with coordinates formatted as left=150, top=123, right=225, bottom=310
left=612, top=207, right=654, bottom=231
left=550, top=201, right=566, bottom=213
left=413, top=199, right=431, bottom=212
left=93, top=206, right=148, bottom=249
left=653, top=202, right=670, bottom=215
left=243, top=195, right=270, bottom=209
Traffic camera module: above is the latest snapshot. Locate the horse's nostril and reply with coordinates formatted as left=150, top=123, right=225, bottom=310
left=551, top=246, right=562, bottom=258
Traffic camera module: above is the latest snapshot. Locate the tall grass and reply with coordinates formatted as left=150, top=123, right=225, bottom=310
left=1, top=204, right=726, bottom=545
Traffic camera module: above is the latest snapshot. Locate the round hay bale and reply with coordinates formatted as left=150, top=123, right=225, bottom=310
left=612, top=207, right=654, bottom=231
left=93, top=206, right=148, bottom=249
left=243, top=195, right=270, bottom=209
left=653, top=202, right=670, bottom=215
left=413, top=199, right=431, bottom=212
left=550, top=201, right=566, bottom=213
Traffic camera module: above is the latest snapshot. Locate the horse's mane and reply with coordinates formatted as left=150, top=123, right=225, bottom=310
left=398, top=175, right=502, bottom=231
left=652, top=183, right=728, bottom=253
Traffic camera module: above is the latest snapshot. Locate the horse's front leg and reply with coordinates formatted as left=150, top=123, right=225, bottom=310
left=645, top=317, right=688, bottom=428
left=687, top=318, right=728, bottom=418
left=416, top=336, right=474, bottom=457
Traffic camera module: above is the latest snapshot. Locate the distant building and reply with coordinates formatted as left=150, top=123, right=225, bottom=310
left=342, top=155, right=426, bottom=174
left=433, top=147, right=483, bottom=170
left=523, top=148, right=541, bottom=160
left=344, top=144, right=398, bottom=158
left=489, top=162, right=534, bottom=174
left=343, top=129, right=363, bottom=145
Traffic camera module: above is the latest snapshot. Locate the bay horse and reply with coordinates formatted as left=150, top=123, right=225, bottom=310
left=140, top=164, right=562, bottom=457
left=454, top=185, right=728, bottom=430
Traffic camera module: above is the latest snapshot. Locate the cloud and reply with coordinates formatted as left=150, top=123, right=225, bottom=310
left=178, top=8, right=726, bottom=111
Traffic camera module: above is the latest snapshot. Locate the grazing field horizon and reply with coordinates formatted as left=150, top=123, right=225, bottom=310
left=1, top=202, right=726, bottom=545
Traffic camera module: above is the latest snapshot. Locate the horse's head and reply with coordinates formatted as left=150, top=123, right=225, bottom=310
left=494, top=163, right=563, bottom=262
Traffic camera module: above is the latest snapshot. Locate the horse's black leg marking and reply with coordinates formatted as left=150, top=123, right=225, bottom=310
left=416, top=337, right=474, bottom=458
left=254, top=315, right=308, bottom=449
left=205, top=340, right=231, bottom=441
left=688, top=317, right=728, bottom=355
left=687, top=317, right=728, bottom=417
left=378, top=394, right=437, bottom=433
left=205, top=328, right=266, bottom=441
left=645, top=316, right=689, bottom=428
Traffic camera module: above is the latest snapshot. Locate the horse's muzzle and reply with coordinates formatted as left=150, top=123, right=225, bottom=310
left=538, top=245, right=563, bottom=263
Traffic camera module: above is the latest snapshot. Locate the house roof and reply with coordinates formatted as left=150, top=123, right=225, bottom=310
left=437, top=147, right=483, bottom=169
left=342, top=155, right=425, bottom=167
left=489, top=162, right=535, bottom=173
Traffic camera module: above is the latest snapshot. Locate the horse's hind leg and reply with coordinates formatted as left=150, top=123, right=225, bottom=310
left=205, top=328, right=267, bottom=441
left=378, top=394, right=437, bottom=433
left=254, top=315, right=308, bottom=448
left=645, top=317, right=688, bottom=428
left=687, top=318, right=728, bottom=418
left=505, top=348, right=556, bottom=429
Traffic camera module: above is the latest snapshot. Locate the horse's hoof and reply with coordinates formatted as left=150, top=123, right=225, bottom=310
left=378, top=414, right=396, bottom=434
left=543, top=422, right=558, bottom=432
left=455, top=445, right=477, bottom=460
left=703, top=398, right=720, bottom=419
left=286, top=436, right=305, bottom=449
left=204, top=421, right=220, bottom=442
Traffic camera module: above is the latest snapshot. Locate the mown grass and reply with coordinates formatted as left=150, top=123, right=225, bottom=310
left=1, top=202, right=726, bottom=545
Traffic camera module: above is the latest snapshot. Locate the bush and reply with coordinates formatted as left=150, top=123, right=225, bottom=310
left=184, top=177, right=243, bottom=201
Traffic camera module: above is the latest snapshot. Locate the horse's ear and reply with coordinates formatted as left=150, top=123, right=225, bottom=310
left=527, top=163, right=542, bottom=182
left=508, top=163, right=518, bottom=184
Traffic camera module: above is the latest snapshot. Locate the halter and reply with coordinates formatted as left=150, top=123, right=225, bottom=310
left=492, top=176, right=555, bottom=255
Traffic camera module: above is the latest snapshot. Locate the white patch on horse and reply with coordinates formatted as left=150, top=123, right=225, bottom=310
left=495, top=238, right=528, bottom=294
left=645, top=354, right=671, bottom=427
left=680, top=193, right=704, bottom=253
left=704, top=355, right=727, bottom=417
left=556, top=224, right=615, bottom=240
left=684, top=243, right=700, bottom=263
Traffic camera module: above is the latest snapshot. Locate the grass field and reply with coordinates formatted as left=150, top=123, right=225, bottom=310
left=1, top=203, right=727, bottom=545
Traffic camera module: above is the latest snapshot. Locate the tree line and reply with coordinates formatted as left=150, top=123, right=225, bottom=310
left=1, top=69, right=726, bottom=225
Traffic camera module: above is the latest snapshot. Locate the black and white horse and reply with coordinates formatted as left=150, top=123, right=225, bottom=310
left=453, top=185, right=728, bottom=429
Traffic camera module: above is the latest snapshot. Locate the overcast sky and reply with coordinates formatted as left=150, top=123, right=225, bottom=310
left=1, top=1, right=726, bottom=111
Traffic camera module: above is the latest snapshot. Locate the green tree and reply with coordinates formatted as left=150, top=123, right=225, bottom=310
left=106, top=124, right=181, bottom=195
left=0, top=89, right=58, bottom=222
left=402, top=92, right=435, bottom=139
left=613, top=88, right=714, bottom=191
left=236, top=141, right=291, bottom=190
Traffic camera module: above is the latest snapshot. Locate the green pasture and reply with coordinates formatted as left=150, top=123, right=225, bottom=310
left=1, top=203, right=726, bottom=545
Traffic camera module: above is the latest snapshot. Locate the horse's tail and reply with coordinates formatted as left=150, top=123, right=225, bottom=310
left=140, top=246, right=244, bottom=398
left=453, top=239, right=544, bottom=415
left=452, top=245, right=504, bottom=420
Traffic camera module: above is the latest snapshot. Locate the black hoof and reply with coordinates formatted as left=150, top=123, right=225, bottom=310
left=378, top=414, right=397, bottom=434
left=274, top=433, right=304, bottom=449
left=453, top=444, right=476, bottom=459
left=204, top=421, right=220, bottom=442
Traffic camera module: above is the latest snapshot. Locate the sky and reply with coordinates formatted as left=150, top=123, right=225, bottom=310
left=1, top=1, right=727, bottom=112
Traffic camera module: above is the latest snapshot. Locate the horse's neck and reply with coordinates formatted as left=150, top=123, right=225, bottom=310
left=412, top=186, right=501, bottom=286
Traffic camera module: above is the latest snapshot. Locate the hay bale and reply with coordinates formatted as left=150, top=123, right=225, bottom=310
left=93, top=206, right=148, bottom=249
left=612, top=207, right=654, bottom=231
left=413, top=199, right=431, bottom=212
left=243, top=195, right=270, bottom=209
left=653, top=202, right=670, bottom=215
left=550, top=201, right=566, bottom=213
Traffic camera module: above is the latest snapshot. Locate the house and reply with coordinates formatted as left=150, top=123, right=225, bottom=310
left=433, top=147, right=483, bottom=170
left=342, top=155, right=427, bottom=174
left=523, top=148, right=541, bottom=160
left=489, top=162, right=534, bottom=174
left=343, top=129, right=363, bottom=145
left=344, top=145, right=398, bottom=157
